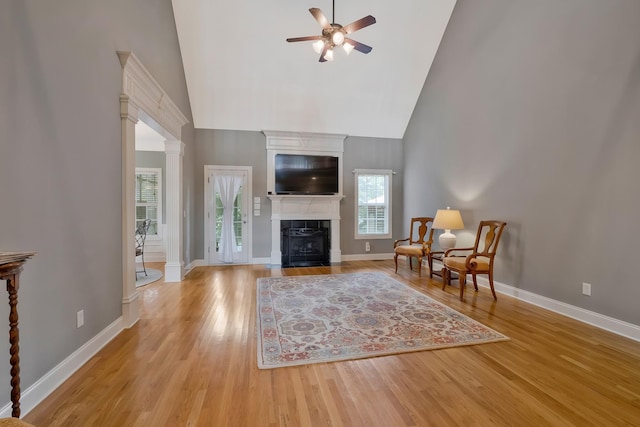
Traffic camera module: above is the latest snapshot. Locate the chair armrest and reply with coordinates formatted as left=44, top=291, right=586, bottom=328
left=443, top=247, right=474, bottom=257
left=465, top=253, right=492, bottom=270
left=393, top=237, right=410, bottom=248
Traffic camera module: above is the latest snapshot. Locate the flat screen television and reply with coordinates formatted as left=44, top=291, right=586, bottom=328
left=274, top=154, right=339, bottom=195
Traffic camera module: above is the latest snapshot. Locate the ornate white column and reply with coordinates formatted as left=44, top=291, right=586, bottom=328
left=120, top=94, right=140, bottom=328
left=164, top=140, right=184, bottom=281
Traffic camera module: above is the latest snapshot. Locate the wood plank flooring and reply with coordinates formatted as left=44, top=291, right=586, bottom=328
left=24, top=261, right=640, bottom=426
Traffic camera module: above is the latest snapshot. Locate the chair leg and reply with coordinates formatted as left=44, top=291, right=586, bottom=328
left=142, top=253, right=147, bottom=276
left=409, top=256, right=413, bottom=271
left=472, top=274, right=479, bottom=291
left=428, top=255, right=433, bottom=278
left=488, top=273, right=497, bottom=300
left=441, top=268, right=448, bottom=290
left=459, top=273, right=466, bottom=301
left=417, top=256, right=422, bottom=277
left=394, top=253, right=399, bottom=273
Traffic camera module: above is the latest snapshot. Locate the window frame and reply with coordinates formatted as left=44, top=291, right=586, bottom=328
left=135, top=167, right=162, bottom=240
left=354, top=169, right=393, bottom=240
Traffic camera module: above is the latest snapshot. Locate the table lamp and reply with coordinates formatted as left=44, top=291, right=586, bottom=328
left=432, top=207, right=464, bottom=251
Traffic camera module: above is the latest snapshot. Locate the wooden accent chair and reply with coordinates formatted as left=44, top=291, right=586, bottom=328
left=394, top=217, right=434, bottom=277
left=441, top=220, right=507, bottom=300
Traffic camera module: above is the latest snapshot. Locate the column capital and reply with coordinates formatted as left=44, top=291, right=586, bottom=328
left=164, top=140, right=184, bottom=156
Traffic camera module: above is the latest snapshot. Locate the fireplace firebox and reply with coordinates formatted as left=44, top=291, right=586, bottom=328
left=281, top=220, right=330, bottom=267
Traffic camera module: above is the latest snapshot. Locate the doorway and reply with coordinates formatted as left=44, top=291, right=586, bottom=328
left=205, top=166, right=252, bottom=264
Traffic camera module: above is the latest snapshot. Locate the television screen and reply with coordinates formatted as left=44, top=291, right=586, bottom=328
left=275, top=154, right=339, bottom=195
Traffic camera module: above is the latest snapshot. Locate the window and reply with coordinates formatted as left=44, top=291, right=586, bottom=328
left=135, top=168, right=162, bottom=238
left=354, top=169, right=392, bottom=239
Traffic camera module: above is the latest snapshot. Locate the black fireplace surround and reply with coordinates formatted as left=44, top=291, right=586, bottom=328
left=281, top=220, right=330, bottom=267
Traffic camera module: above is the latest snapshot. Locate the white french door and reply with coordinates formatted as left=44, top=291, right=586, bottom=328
left=205, top=166, right=252, bottom=264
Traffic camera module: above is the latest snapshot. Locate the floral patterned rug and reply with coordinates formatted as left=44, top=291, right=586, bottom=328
left=256, top=272, right=508, bottom=369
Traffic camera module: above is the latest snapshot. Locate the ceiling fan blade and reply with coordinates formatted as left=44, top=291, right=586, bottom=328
left=309, top=8, right=330, bottom=29
left=286, top=35, right=323, bottom=43
left=319, top=43, right=329, bottom=62
left=345, top=38, right=373, bottom=54
left=342, top=15, right=376, bottom=34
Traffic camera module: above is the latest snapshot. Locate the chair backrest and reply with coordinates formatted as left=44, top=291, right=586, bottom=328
left=135, top=219, right=152, bottom=250
left=472, top=220, right=507, bottom=258
left=409, top=217, right=434, bottom=246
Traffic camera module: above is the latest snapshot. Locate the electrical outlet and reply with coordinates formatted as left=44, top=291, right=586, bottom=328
left=365, top=241, right=371, bottom=252
left=582, top=282, right=591, bottom=296
left=77, top=310, right=84, bottom=328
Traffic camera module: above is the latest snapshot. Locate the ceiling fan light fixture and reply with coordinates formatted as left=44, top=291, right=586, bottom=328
left=324, top=48, right=334, bottom=61
left=332, top=31, right=345, bottom=46
left=312, top=39, right=325, bottom=54
left=286, top=2, right=376, bottom=63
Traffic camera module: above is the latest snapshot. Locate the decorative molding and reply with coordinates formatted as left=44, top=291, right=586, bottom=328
left=0, top=318, right=124, bottom=418
left=118, top=51, right=188, bottom=139
left=341, top=253, right=395, bottom=261
left=263, top=130, right=347, bottom=152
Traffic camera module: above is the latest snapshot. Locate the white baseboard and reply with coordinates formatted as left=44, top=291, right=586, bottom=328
left=0, top=317, right=124, bottom=418
left=341, top=253, right=395, bottom=261
left=430, top=259, right=640, bottom=342
left=487, top=277, right=640, bottom=342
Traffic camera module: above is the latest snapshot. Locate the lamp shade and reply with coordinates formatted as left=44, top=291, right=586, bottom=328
left=432, top=208, right=464, bottom=230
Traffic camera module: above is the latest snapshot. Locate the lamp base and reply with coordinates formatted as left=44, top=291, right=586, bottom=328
left=438, top=231, right=457, bottom=251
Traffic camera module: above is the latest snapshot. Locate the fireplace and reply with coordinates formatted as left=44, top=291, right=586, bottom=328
left=281, top=220, right=330, bottom=267
left=264, top=131, right=346, bottom=266
left=268, top=195, right=342, bottom=266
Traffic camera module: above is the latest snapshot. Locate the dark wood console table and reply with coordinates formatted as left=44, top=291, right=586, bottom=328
left=0, top=252, right=36, bottom=418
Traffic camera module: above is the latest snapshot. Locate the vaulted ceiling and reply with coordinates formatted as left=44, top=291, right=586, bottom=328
left=171, top=0, right=456, bottom=139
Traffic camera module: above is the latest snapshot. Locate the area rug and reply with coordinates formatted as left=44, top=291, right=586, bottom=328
left=256, top=272, right=508, bottom=369
left=136, top=268, right=163, bottom=288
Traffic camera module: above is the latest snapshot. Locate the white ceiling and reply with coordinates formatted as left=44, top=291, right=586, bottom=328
left=171, top=0, right=456, bottom=139
left=135, top=120, right=165, bottom=152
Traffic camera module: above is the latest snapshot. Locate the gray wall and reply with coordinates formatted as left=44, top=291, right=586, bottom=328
left=193, top=132, right=404, bottom=259
left=136, top=151, right=166, bottom=224
left=194, top=130, right=272, bottom=259
left=0, top=0, right=194, bottom=405
left=403, top=0, right=640, bottom=325
left=342, top=136, right=404, bottom=255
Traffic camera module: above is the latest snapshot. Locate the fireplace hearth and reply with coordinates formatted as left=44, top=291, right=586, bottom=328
left=281, top=220, right=330, bottom=267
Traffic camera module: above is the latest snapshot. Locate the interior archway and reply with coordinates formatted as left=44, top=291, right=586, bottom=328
left=118, top=51, right=189, bottom=327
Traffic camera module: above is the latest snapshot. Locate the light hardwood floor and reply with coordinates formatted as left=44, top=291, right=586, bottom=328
left=25, top=261, right=640, bottom=426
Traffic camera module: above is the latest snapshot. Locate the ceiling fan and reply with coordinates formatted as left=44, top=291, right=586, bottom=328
left=286, top=0, right=376, bottom=62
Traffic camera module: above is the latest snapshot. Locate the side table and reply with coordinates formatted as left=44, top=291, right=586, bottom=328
left=0, top=252, right=36, bottom=418
left=429, top=251, right=458, bottom=281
